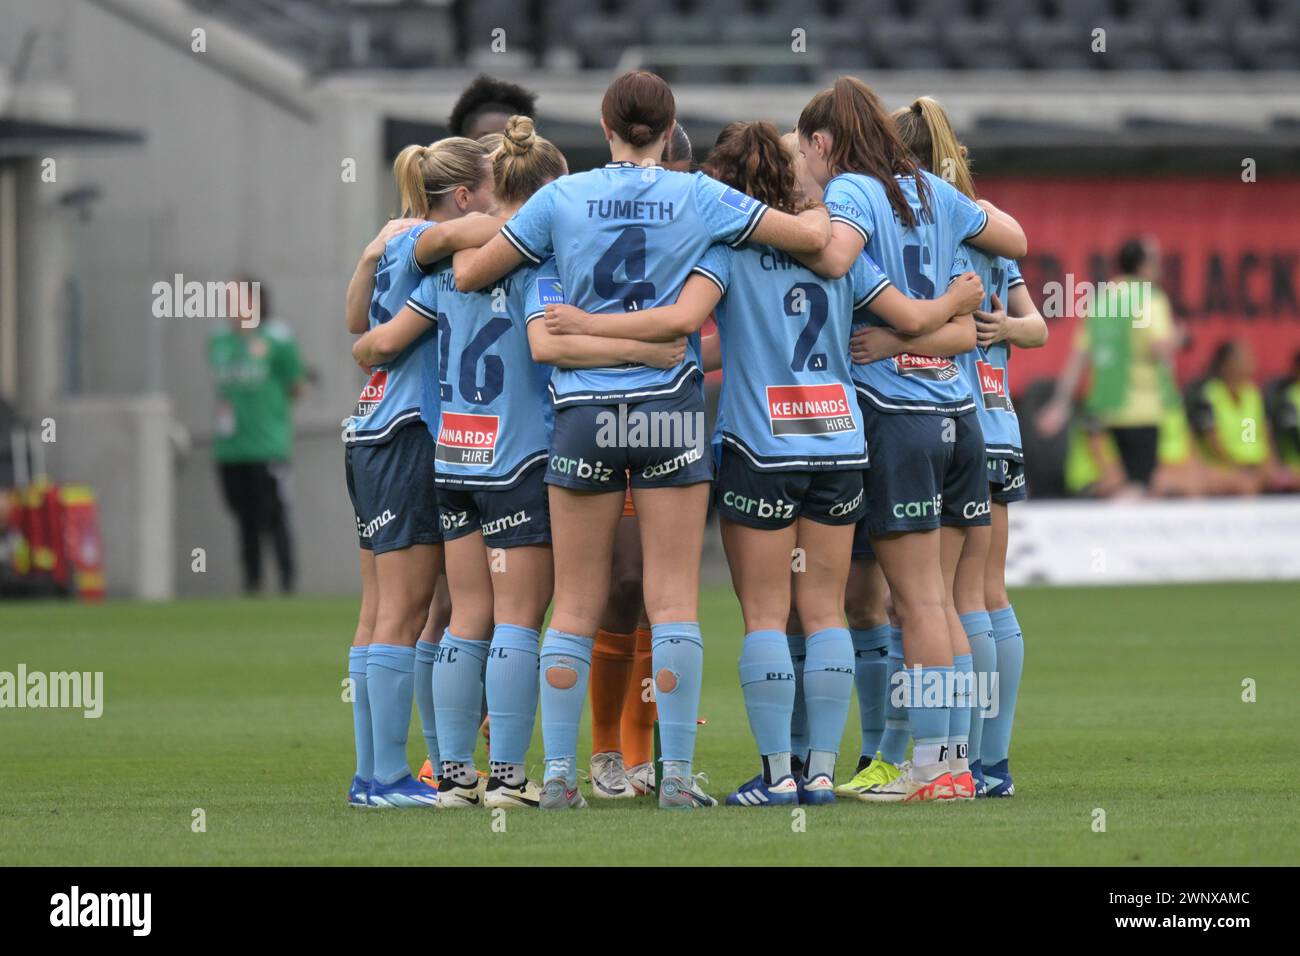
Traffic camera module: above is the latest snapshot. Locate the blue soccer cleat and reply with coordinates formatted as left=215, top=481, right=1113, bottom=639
left=982, top=759, right=1015, bottom=798
left=970, top=759, right=988, bottom=798
left=347, top=775, right=373, bottom=808
left=798, top=773, right=837, bottom=806
left=725, top=773, right=799, bottom=807
left=368, top=773, right=439, bottom=808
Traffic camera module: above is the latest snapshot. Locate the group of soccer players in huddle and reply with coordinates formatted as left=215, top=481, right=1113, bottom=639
left=341, top=70, right=1044, bottom=811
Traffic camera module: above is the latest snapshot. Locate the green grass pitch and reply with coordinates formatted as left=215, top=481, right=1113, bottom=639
left=1, top=581, right=1296, bottom=866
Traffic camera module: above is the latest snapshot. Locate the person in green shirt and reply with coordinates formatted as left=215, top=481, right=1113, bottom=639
left=1038, top=237, right=1179, bottom=494
left=1188, top=340, right=1298, bottom=495
left=207, top=278, right=304, bottom=593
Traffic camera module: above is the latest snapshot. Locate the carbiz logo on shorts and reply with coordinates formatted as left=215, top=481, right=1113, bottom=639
left=595, top=404, right=706, bottom=452
left=722, top=490, right=795, bottom=521
left=481, top=509, right=531, bottom=537
left=549, top=455, right=616, bottom=483
left=359, top=509, right=396, bottom=538
left=892, top=494, right=942, bottom=519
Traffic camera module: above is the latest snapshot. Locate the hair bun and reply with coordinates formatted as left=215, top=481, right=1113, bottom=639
left=502, top=115, right=536, bottom=156
left=627, top=122, right=654, bottom=147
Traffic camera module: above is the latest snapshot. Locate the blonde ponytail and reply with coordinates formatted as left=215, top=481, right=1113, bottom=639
left=391, top=136, right=491, bottom=218
left=894, top=96, right=976, bottom=200
left=491, top=115, right=566, bottom=206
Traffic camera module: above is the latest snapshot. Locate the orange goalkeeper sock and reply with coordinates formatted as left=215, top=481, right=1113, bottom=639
left=590, top=629, right=635, bottom=756
left=621, top=626, right=656, bottom=767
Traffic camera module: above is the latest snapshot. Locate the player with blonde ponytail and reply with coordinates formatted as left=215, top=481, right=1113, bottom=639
left=340, top=135, right=502, bottom=808
left=890, top=96, right=1046, bottom=798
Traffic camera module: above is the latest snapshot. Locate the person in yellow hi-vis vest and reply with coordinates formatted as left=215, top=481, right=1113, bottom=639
left=1188, top=341, right=1299, bottom=495
left=1038, top=238, right=1178, bottom=495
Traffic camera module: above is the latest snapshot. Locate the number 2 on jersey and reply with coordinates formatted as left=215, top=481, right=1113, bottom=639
left=786, top=282, right=830, bottom=372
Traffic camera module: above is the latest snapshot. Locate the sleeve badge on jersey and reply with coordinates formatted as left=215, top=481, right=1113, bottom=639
left=718, top=187, right=756, bottom=213
left=536, top=277, right=564, bottom=305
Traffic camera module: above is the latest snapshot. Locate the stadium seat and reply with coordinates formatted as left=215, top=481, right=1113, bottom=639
left=462, top=0, right=536, bottom=61
left=1161, top=0, right=1240, bottom=70
left=1233, top=0, right=1300, bottom=70
left=939, top=0, right=1033, bottom=70
left=1096, top=0, right=1175, bottom=69
left=1014, top=0, right=1110, bottom=70
left=861, top=0, right=948, bottom=69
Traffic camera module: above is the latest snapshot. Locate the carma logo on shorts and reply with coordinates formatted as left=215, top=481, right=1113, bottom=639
left=892, top=494, right=942, bottom=520
left=358, top=509, right=396, bottom=539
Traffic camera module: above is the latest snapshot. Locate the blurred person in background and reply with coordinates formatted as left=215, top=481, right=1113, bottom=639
left=1265, top=350, right=1300, bottom=485
left=1187, top=340, right=1299, bottom=495
left=208, top=277, right=303, bottom=594
left=1038, top=237, right=1178, bottom=496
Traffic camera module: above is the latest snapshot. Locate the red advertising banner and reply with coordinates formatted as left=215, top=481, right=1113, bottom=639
left=978, top=176, right=1300, bottom=392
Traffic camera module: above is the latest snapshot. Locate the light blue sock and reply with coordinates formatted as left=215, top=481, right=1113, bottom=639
left=738, top=630, right=794, bottom=767
left=961, top=610, right=995, bottom=765
left=348, top=647, right=373, bottom=780
left=949, top=653, right=973, bottom=768
left=787, top=632, right=808, bottom=764
left=652, top=622, right=704, bottom=777
left=879, top=626, right=910, bottom=764
left=802, top=627, right=854, bottom=781
left=413, top=639, right=440, bottom=771
left=539, top=628, right=594, bottom=786
left=365, top=643, right=415, bottom=785
left=485, top=624, right=540, bottom=765
left=431, top=631, right=490, bottom=768
left=983, top=605, right=1025, bottom=766
left=850, top=624, right=890, bottom=758
left=904, top=662, right=953, bottom=770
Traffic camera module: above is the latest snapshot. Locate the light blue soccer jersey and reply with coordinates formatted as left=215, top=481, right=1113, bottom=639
left=695, top=243, right=890, bottom=470
left=345, top=222, right=437, bottom=445
left=953, top=247, right=1026, bottom=460
left=500, top=162, right=768, bottom=407
left=406, top=260, right=553, bottom=488
left=825, top=170, right=986, bottom=415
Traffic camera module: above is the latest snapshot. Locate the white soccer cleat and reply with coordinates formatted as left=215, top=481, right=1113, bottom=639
left=590, top=751, right=637, bottom=799
left=484, top=776, right=542, bottom=809
left=436, top=774, right=487, bottom=808
left=626, top=761, right=656, bottom=795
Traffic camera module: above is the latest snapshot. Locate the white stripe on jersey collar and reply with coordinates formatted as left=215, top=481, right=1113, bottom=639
left=605, top=160, right=665, bottom=171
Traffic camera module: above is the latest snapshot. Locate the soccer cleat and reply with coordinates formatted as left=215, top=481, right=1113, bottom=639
left=539, top=778, right=588, bottom=810
left=834, top=751, right=902, bottom=800
left=626, top=761, right=656, bottom=795
left=970, top=759, right=987, bottom=797
left=368, top=773, right=439, bottom=809
left=799, top=773, right=837, bottom=806
left=983, top=759, right=1015, bottom=797
left=854, top=753, right=873, bottom=774
left=951, top=770, right=977, bottom=801
left=417, top=759, right=436, bottom=787
left=725, top=773, right=798, bottom=807
left=437, top=774, right=487, bottom=808
left=857, top=762, right=956, bottom=803
left=347, top=775, right=373, bottom=808
left=659, top=774, right=717, bottom=810
left=484, top=776, right=541, bottom=809
left=590, top=751, right=636, bottom=799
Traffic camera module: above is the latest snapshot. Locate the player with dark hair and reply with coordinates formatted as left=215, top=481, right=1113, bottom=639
left=449, top=75, right=539, bottom=140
